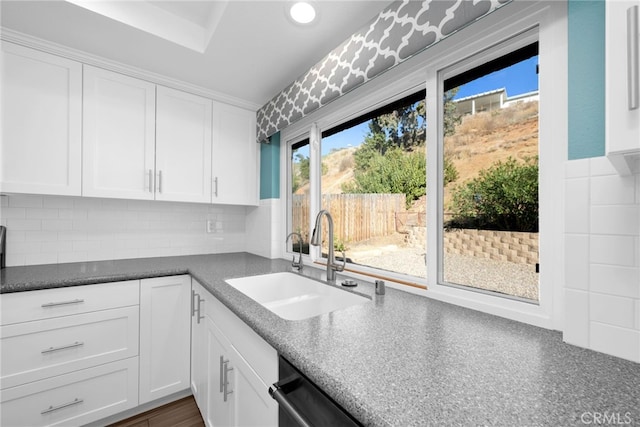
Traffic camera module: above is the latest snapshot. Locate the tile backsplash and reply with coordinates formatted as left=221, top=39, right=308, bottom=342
left=0, top=194, right=247, bottom=266
left=563, top=157, right=640, bottom=362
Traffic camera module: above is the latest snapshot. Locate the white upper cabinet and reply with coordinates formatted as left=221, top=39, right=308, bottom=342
left=0, top=42, right=82, bottom=196
left=212, top=101, right=259, bottom=206
left=606, top=0, right=640, bottom=175
left=82, top=65, right=156, bottom=200
left=156, top=86, right=213, bottom=203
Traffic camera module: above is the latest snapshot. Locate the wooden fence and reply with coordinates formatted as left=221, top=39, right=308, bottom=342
left=292, top=194, right=406, bottom=244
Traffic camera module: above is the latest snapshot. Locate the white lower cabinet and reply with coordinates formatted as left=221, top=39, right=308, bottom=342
left=0, top=281, right=141, bottom=427
left=0, top=357, right=139, bottom=427
left=191, top=279, right=278, bottom=427
left=139, top=275, right=192, bottom=404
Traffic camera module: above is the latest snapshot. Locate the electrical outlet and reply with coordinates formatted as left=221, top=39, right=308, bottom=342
left=206, top=220, right=214, bottom=233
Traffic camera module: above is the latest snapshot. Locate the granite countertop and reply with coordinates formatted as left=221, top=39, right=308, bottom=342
left=2, top=253, right=639, bottom=426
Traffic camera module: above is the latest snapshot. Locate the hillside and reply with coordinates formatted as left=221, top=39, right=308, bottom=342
left=300, top=100, right=539, bottom=207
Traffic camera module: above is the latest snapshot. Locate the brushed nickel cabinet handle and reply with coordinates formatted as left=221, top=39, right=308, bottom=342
left=41, top=398, right=83, bottom=415
left=41, top=341, right=84, bottom=354
left=223, top=359, right=233, bottom=402
left=214, top=177, right=218, bottom=197
left=41, top=299, right=84, bottom=308
left=158, top=170, right=163, bottom=193
left=219, top=355, right=225, bottom=393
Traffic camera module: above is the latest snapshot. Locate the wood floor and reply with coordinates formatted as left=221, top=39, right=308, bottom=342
left=108, top=396, right=205, bottom=427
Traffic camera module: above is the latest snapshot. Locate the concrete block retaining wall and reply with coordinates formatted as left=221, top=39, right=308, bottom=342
left=405, top=227, right=539, bottom=265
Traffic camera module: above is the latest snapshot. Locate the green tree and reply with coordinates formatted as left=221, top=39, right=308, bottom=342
left=447, top=157, right=538, bottom=232
left=443, top=88, right=462, bottom=137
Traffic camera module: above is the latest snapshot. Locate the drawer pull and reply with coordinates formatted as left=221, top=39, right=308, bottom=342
left=41, top=398, right=84, bottom=415
left=41, top=299, right=85, bottom=308
left=41, top=341, right=84, bottom=354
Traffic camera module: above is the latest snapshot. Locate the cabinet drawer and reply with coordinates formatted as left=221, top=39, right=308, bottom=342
left=208, top=295, right=277, bottom=387
left=1, top=306, right=139, bottom=389
left=0, top=281, right=139, bottom=325
left=0, top=357, right=138, bottom=427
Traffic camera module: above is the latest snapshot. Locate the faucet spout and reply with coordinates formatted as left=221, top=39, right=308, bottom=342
left=310, top=210, right=345, bottom=283
left=285, top=232, right=303, bottom=272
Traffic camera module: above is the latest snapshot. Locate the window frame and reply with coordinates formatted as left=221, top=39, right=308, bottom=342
left=281, top=0, right=567, bottom=330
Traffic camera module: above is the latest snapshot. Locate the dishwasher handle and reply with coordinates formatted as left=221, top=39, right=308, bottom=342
left=269, top=375, right=313, bottom=427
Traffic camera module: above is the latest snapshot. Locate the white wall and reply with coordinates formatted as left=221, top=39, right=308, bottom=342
left=563, top=157, right=640, bottom=362
left=245, top=198, right=283, bottom=259
left=0, top=194, right=247, bottom=266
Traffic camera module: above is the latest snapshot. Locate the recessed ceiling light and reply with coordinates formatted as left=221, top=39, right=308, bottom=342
left=289, top=2, right=316, bottom=24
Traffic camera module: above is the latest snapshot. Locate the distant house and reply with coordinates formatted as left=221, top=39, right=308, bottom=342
left=454, top=88, right=539, bottom=116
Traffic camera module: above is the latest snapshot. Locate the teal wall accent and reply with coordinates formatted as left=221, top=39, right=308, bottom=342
left=568, top=0, right=606, bottom=160
left=260, top=132, right=280, bottom=199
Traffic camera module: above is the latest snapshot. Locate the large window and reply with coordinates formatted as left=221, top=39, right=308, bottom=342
left=289, top=139, right=311, bottom=255
left=318, top=92, right=427, bottom=279
left=441, top=43, right=540, bottom=302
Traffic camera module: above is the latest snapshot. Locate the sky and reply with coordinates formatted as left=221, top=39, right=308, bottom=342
left=320, top=55, right=539, bottom=156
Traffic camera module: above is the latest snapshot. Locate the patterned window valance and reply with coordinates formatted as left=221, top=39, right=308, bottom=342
left=256, top=0, right=512, bottom=143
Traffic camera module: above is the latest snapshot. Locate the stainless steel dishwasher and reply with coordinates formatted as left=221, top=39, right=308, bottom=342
left=269, top=356, right=362, bottom=427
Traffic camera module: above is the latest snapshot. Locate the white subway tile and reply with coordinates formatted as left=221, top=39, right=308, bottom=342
left=565, top=178, right=589, bottom=233
left=73, top=240, right=102, bottom=252
left=590, top=157, right=619, bottom=176
left=1, top=195, right=8, bottom=208
left=564, top=289, right=590, bottom=347
left=590, top=322, right=640, bottom=362
left=41, top=241, right=72, bottom=254
left=565, top=234, right=590, bottom=290
left=57, top=252, right=89, bottom=264
left=590, top=174, right=636, bottom=205
left=10, top=241, right=40, bottom=254
left=7, top=219, right=41, bottom=231
left=8, top=195, right=43, bottom=208
left=0, top=207, right=26, bottom=219
left=590, top=264, right=640, bottom=298
left=565, top=159, right=590, bottom=178
left=58, top=231, right=87, bottom=241
left=6, top=230, right=25, bottom=243
left=6, top=253, right=25, bottom=266
left=43, top=196, right=74, bottom=209
left=590, top=293, right=636, bottom=329
left=590, top=235, right=637, bottom=266
left=636, top=300, right=640, bottom=330
left=42, top=219, right=73, bottom=231
left=26, top=208, right=59, bottom=220
left=25, top=252, right=57, bottom=265
left=73, top=198, right=102, bottom=210
left=24, top=231, right=58, bottom=242
left=59, top=209, right=88, bottom=220
left=590, top=206, right=640, bottom=236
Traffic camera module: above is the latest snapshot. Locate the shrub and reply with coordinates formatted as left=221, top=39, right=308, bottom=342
left=447, top=156, right=538, bottom=232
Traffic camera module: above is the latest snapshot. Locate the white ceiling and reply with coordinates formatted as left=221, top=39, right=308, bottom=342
left=1, top=0, right=395, bottom=109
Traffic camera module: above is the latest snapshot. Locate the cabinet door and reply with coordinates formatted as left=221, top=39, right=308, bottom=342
left=139, top=275, right=191, bottom=404
left=83, top=65, right=156, bottom=199
left=206, top=318, right=233, bottom=427
left=1, top=42, right=82, bottom=196
left=228, top=344, right=278, bottom=427
left=190, top=281, right=208, bottom=417
left=211, top=101, right=259, bottom=206
left=156, top=86, right=213, bottom=203
left=606, top=1, right=640, bottom=169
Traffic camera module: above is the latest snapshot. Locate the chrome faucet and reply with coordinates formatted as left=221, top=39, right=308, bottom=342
left=285, top=232, right=303, bottom=272
left=310, top=210, right=345, bottom=283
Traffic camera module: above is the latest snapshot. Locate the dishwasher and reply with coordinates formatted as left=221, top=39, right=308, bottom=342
left=269, top=356, right=362, bottom=427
